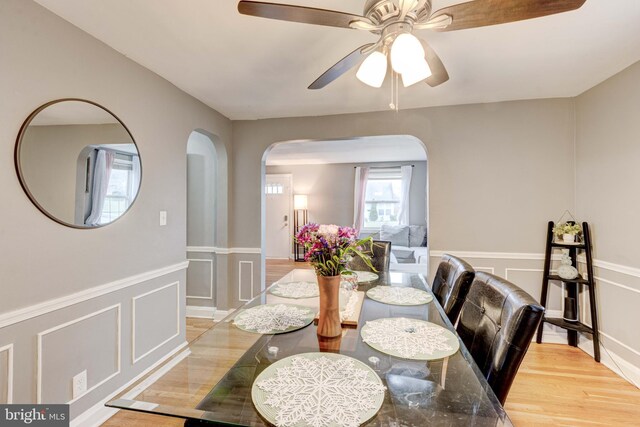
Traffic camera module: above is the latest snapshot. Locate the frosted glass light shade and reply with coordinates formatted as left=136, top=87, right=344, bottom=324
left=356, top=51, right=388, bottom=88
left=401, top=58, right=432, bottom=87
left=390, top=33, right=425, bottom=73
left=294, top=194, right=308, bottom=210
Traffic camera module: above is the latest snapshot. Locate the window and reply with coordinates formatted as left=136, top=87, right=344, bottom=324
left=363, top=167, right=402, bottom=229
left=265, top=183, right=284, bottom=194
left=99, top=153, right=138, bottom=224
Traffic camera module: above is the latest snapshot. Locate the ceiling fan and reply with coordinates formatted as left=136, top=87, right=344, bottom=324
left=238, top=0, right=587, bottom=89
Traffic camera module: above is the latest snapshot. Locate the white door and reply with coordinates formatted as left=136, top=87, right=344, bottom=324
left=265, top=174, right=292, bottom=259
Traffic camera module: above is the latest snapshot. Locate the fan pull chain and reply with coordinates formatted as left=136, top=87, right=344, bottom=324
left=389, top=71, right=399, bottom=112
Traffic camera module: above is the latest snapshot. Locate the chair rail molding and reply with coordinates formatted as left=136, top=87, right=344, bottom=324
left=186, top=246, right=261, bottom=254
left=0, top=261, right=188, bottom=329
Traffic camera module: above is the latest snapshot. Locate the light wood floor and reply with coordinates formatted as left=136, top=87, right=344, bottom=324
left=103, top=259, right=640, bottom=426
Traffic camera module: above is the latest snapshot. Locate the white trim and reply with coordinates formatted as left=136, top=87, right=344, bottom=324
left=0, top=261, right=188, bottom=329
left=187, top=246, right=261, bottom=255
left=595, top=275, right=640, bottom=295
left=37, top=304, right=122, bottom=404
left=186, top=306, right=216, bottom=319
left=70, top=341, right=188, bottom=427
left=132, top=282, right=180, bottom=364
left=430, top=250, right=547, bottom=260
left=238, top=261, right=254, bottom=302
left=214, top=309, right=233, bottom=322
left=472, top=267, right=495, bottom=274
left=0, top=343, right=13, bottom=404
left=594, top=259, right=640, bottom=279
left=186, top=259, right=214, bottom=300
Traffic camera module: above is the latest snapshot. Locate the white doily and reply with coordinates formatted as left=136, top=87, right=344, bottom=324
left=350, top=271, right=379, bottom=283
left=270, top=281, right=319, bottom=299
left=361, top=317, right=459, bottom=360
left=340, top=290, right=359, bottom=322
left=233, top=304, right=314, bottom=334
left=253, top=353, right=386, bottom=427
left=366, top=286, right=433, bottom=306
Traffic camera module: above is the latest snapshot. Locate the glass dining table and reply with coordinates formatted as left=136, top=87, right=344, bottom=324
left=107, top=269, right=513, bottom=426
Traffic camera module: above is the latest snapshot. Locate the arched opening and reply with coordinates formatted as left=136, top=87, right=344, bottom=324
left=260, top=135, right=429, bottom=289
left=185, top=129, right=229, bottom=315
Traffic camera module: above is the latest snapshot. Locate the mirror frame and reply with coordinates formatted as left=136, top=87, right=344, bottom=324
left=14, top=98, right=142, bottom=229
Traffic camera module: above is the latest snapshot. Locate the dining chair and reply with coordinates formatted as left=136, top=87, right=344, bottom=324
left=431, top=254, right=475, bottom=324
left=456, top=271, right=544, bottom=404
left=348, top=240, right=391, bottom=272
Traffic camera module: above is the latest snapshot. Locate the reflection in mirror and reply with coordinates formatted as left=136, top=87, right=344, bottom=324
left=15, top=99, right=141, bottom=228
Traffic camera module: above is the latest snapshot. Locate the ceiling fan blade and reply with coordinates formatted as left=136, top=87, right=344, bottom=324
left=238, top=1, right=373, bottom=29
left=308, top=43, right=376, bottom=90
left=420, top=39, right=449, bottom=87
left=429, top=0, right=587, bottom=32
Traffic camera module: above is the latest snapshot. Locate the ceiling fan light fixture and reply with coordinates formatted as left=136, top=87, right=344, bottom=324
left=356, top=50, right=388, bottom=88
left=390, top=33, right=425, bottom=73
left=401, top=58, right=432, bottom=87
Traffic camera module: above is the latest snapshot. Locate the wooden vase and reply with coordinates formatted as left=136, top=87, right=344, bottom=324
left=317, top=275, right=342, bottom=338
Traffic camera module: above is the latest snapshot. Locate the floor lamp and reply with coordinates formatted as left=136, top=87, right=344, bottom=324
left=293, top=195, right=308, bottom=262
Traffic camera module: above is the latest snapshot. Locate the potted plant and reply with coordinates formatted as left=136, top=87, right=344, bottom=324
left=295, top=223, right=375, bottom=337
left=553, top=222, right=582, bottom=243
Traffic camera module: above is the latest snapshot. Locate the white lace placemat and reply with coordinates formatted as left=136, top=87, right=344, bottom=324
left=361, top=317, right=460, bottom=360
left=345, top=271, right=379, bottom=283
left=233, top=304, right=315, bottom=334
left=366, top=286, right=433, bottom=306
left=270, top=281, right=319, bottom=299
left=252, top=352, right=386, bottom=427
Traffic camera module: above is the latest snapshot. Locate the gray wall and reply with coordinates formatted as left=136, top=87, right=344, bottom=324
left=0, top=0, right=231, bottom=419
left=574, top=60, right=640, bottom=374
left=266, top=161, right=427, bottom=229
left=233, top=99, right=576, bottom=252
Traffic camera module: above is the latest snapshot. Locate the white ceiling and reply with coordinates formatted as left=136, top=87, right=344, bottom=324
left=35, top=0, right=640, bottom=120
left=265, top=135, right=427, bottom=165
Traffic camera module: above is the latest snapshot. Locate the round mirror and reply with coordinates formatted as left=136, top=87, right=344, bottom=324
left=15, top=99, right=141, bottom=228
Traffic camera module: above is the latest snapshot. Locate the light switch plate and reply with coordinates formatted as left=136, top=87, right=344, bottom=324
left=159, top=211, right=167, bottom=226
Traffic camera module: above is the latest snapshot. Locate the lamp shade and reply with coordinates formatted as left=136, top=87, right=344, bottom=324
left=390, top=33, right=425, bottom=73
left=356, top=51, right=387, bottom=88
left=401, top=58, right=432, bottom=87
left=294, top=194, right=308, bottom=210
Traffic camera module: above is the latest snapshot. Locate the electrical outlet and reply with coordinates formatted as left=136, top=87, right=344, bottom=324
left=159, top=210, right=167, bottom=226
left=72, top=370, right=87, bottom=399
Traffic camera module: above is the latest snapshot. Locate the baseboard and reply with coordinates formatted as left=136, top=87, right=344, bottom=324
left=185, top=305, right=216, bottom=319
left=213, top=309, right=233, bottom=322
left=71, top=340, right=189, bottom=427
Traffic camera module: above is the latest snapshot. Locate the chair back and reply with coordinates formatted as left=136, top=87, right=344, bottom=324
left=456, top=272, right=544, bottom=404
left=348, top=240, right=391, bottom=272
left=432, top=254, right=475, bottom=323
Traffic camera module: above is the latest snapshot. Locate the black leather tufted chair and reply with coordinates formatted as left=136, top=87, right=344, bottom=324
left=456, top=272, right=544, bottom=404
left=348, top=240, right=391, bottom=272
left=432, top=254, right=475, bottom=324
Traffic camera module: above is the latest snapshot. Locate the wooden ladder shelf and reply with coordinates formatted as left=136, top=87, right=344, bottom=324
left=536, top=221, right=601, bottom=362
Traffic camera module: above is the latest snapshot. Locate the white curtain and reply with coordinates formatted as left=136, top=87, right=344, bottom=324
left=398, top=165, right=413, bottom=226
left=353, top=166, right=370, bottom=233
left=85, top=149, right=115, bottom=226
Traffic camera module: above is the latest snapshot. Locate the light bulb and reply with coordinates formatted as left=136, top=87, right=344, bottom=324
left=390, top=33, right=425, bottom=73
left=356, top=51, right=387, bottom=88
left=401, top=58, right=432, bottom=87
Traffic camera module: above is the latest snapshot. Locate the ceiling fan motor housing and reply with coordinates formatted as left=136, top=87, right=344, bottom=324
left=364, top=0, right=433, bottom=26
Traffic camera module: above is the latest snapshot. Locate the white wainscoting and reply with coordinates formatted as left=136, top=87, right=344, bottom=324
left=132, top=282, right=180, bottom=364
left=37, top=304, right=121, bottom=404
left=430, top=250, right=640, bottom=387
left=186, top=246, right=261, bottom=254
left=185, top=258, right=214, bottom=300
left=0, top=262, right=188, bottom=330
left=239, top=261, right=255, bottom=302
left=0, top=343, right=13, bottom=404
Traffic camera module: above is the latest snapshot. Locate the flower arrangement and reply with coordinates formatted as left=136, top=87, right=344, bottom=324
left=553, top=222, right=581, bottom=237
left=295, top=223, right=375, bottom=276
